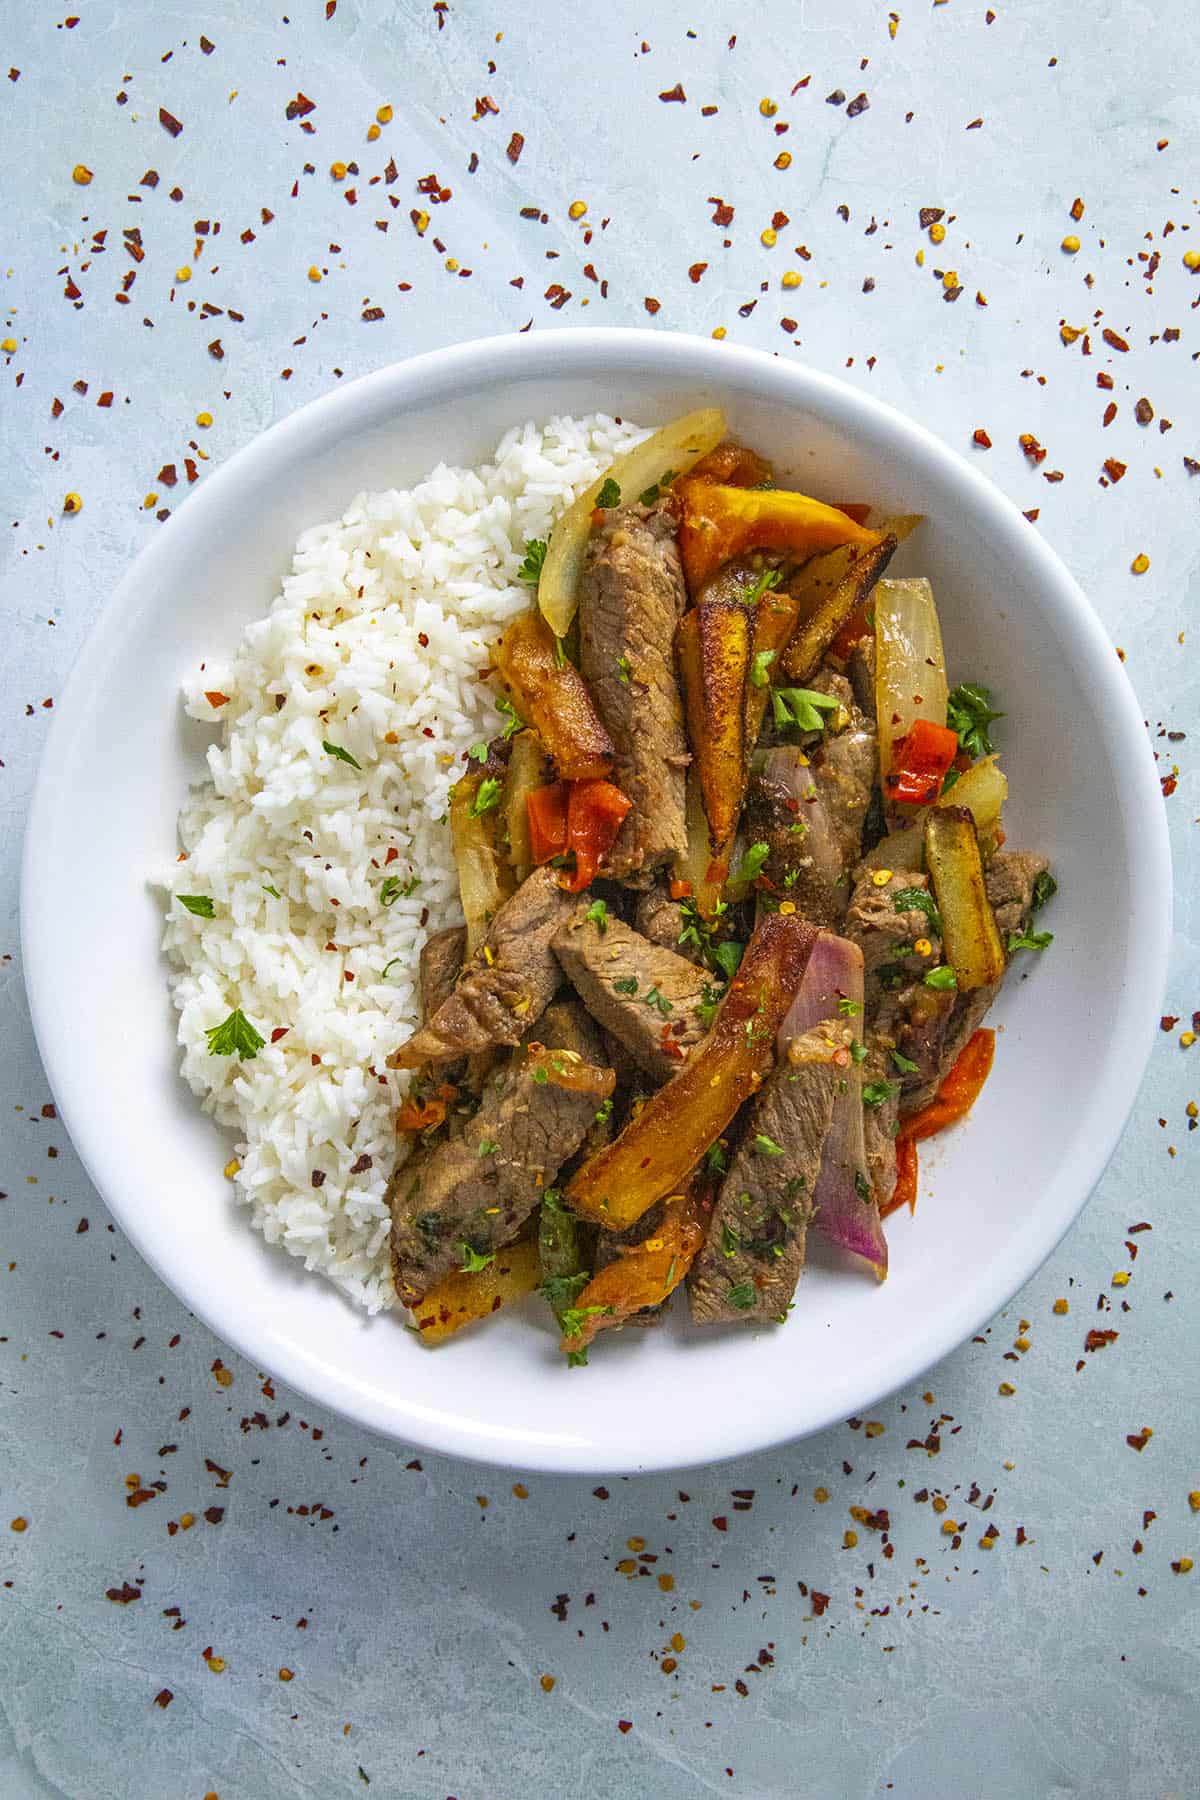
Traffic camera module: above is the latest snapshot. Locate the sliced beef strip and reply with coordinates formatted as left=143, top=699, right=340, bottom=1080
left=579, top=505, right=690, bottom=881
left=419, top=925, right=466, bottom=1022
left=898, top=849, right=1050, bottom=1114
left=388, top=867, right=575, bottom=1069
left=806, top=670, right=877, bottom=869
left=388, top=1043, right=614, bottom=1304
left=843, top=866, right=943, bottom=1015
left=552, top=911, right=711, bottom=1083
left=633, top=884, right=695, bottom=960
left=689, top=1022, right=845, bottom=1325
left=536, top=997, right=615, bottom=1162
left=746, top=748, right=848, bottom=930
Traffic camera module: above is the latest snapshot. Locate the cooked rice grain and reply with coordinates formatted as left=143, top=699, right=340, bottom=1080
left=162, top=413, right=644, bottom=1311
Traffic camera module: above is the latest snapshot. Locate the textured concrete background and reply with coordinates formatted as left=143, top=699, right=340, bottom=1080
left=2, top=2, right=1197, bottom=1795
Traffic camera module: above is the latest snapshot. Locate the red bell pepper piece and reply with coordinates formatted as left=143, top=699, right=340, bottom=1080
left=898, top=1028, right=995, bottom=1145
left=883, top=1134, right=919, bottom=1219
left=526, top=781, right=569, bottom=865
left=563, top=778, right=632, bottom=892
left=884, top=717, right=960, bottom=805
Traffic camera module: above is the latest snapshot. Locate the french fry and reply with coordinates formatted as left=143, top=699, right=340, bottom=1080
left=558, top=1180, right=709, bottom=1353
left=676, top=600, right=752, bottom=850
left=677, top=481, right=881, bottom=596
left=744, top=585, right=803, bottom=745
left=860, top=755, right=1008, bottom=870
left=566, top=914, right=820, bottom=1229
left=780, top=534, right=898, bottom=682
left=924, top=807, right=1006, bottom=992
left=410, top=1236, right=542, bottom=1344
left=495, top=610, right=615, bottom=781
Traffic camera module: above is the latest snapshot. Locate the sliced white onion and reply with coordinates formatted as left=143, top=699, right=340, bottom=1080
left=873, top=577, right=949, bottom=785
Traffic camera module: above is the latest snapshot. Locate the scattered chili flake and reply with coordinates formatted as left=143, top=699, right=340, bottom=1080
left=1126, top=1426, right=1153, bottom=1452
left=1102, top=327, right=1130, bottom=352
left=1019, top=433, right=1047, bottom=464
left=617, top=1720, right=633, bottom=1734
left=973, top=428, right=992, bottom=448
left=688, top=262, right=708, bottom=283
left=659, top=83, right=686, bottom=103
left=106, top=1581, right=141, bottom=1604
left=846, top=92, right=870, bottom=117
left=644, top=297, right=661, bottom=315
left=159, top=107, right=183, bottom=137
left=709, top=196, right=734, bottom=227
left=1103, top=458, right=1126, bottom=482
left=506, top=132, right=525, bottom=163
left=153, top=1688, right=173, bottom=1708
left=1131, top=552, right=1150, bottom=574
left=1085, top=1329, right=1119, bottom=1352
left=10, top=1517, right=28, bottom=1533
left=285, top=92, right=316, bottom=120
left=1135, top=397, right=1154, bottom=425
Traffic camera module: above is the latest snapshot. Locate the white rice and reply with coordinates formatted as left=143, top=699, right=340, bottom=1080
left=162, top=413, right=646, bottom=1313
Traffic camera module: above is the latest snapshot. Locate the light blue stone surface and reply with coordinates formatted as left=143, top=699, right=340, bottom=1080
left=1, top=2, right=1196, bottom=1794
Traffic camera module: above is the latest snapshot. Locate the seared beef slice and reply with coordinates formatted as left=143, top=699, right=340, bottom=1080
left=389, top=867, right=573, bottom=1068
left=389, top=1044, right=614, bottom=1303
left=689, top=1023, right=844, bottom=1324
left=552, top=911, right=711, bottom=1082
left=419, top=926, right=467, bottom=1022
left=579, top=507, right=690, bottom=878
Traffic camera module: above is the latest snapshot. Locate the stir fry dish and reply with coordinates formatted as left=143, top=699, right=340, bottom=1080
left=384, top=410, right=1055, bottom=1359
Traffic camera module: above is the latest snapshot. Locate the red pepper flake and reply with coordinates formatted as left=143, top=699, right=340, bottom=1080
left=1019, top=432, right=1047, bottom=465
left=76, top=1218, right=88, bottom=1234
left=1102, top=402, right=1118, bottom=428
left=286, top=92, right=316, bottom=120
left=126, top=1487, right=157, bottom=1509
left=919, top=207, right=945, bottom=229
left=780, top=316, right=798, bottom=333
left=644, top=296, right=661, bottom=315
left=158, top=461, right=180, bottom=488
left=659, top=83, right=686, bottom=103
left=153, top=1689, right=173, bottom=1708
left=1161, top=774, right=1177, bottom=798
left=709, top=196, right=734, bottom=227
left=97, top=390, right=114, bottom=407
left=1102, top=327, right=1129, bottom=352
left=311, top=1169, right=327, bottom=1189
left=158, top=107, right=183, bottom=137
left=1085, top=1329, right=1119, bottom=1352
left=701, top=104, right=718, bottom=117
left=617, top=1720, right=633, bottom=1734
left=1044, top=469, right=1064, bottom=484
left=1023, top=508, right=1040, bottom=522
left=973, top=428, right=992, bottom=449
left=712, top=1516, right=728, bottom=1531
left=270, top=1026, right=290, bottom=1044
left=1103, top=459, right=1126, bottom=483
left=1125, top=1426, right=1153, bottom=1452
left=810, top=1590, right=830, bottom=1615
left=203, top=1506, right=225, bottom=1525
left=203, top=689, right=229, bottom=708
left=208, top=339, right=224, bottom=360
left=106, top=1581, right=141, bottom=1604
left=1096, top=371, right=1114, bottom=390
left=688, top=262, right=708, bottom=283
left=1134, top=397, right=1154, bottom=425
left=846, top=92, right=870, bottom=117
left=362, top=306, right=385, bottom=322
left=506, top=132, right=525, bottom=163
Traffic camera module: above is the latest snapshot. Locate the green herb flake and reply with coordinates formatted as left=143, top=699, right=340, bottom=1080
left=380, top=873, right=418, bottom=906
left=891, top=1049, right=920, bottom=1074
left=262, top=883, right=282, bottom=899
left=467, top=740, right=489, bottom=763
left=585, top=898, right=609, bottom=934
left=891, top=887, right=942, bottom=935
left=594, top=1097, right=613, bottom=1124
left=459, top=1243, right=496, bottom=1272
left=727, top=1280, right=757, bottom=1311
left=720, top=1223, right=740, bottom=1258
left=595, top=476, right=621, bottom=510
left=754, top=1132, right=785, bottom=1157
left=732, top=842, right=770, bottom=886
left=496, top=695, right=524, bottom=739
left=705, top=1140, right=728, bottom=1174
left=469, top=776, right=503, bottom=818
left=540, top=1270, right=589, bottom=1314
left=850, top=1041, right=869, bottom=1065
left=612, top=976, right=639, bottom=996
left=947, top=681, right=1004, bottom=760
left=697, top=982, right=722, bottom=1029
left=642, top=985, right=672, bottom=1018
left=559, top=1303, right=614, bottom=1339
left=711, top=938, right=745, bottom=982
left=837, top=996, right=863, bottom=1017
left=476, top=1139, right=500, bottom=1158
left=854, top=1169, right=873, bottom=1204
left=323, top=740, right=362, bottom=770
left=1007, top=928, right=1054, bottom=954
left=205, top=1008, right=266, bottom=1061
left=177, top=894, right=215, bottom=918
left=923, top=965, right=958, bottom=990
left=773, top=686, right=841, bottom=733
left=381, top=956, right=404, bottom=978
left=617, top=654, right=632, bottom=685
left=1031, top=870, right=1058, bottom=911
left=531, top=1065, right=550, bottom=1084
left=743, top=567, right=782, bottom=606
left=517, top=538, right=548, bottom=585
left=750, top=648, right=777, bottom=688
left=862, top=1080, right=900, bottom=1109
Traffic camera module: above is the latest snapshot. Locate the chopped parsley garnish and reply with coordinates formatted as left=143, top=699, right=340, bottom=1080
left=476, top=1139, right=500, bottom=1158
left=540, top=1270, right=589, bottom=1313
left=517, top=538, right=548, bottom=584
left=1007, top=928, right=1054, bottom=954
left=595, top=476, right=621, bottom=510
left=616, top=654, right=632, bottom=684
left=711, top=938, right=745, bottom=982
left=754, top=1132, right=785, bottom=1157
left=891, top=1049, right=920, bottom=1074
left=460, top=1243, right=496, bottom=1272
left=638, top=467, right=678, bottom=506
left=782, top=867, right=801, bottom=889
left=727, top=1280, right=757, bottom=1311
left=642, top=986, right=672, bottom=1018
left=177, top=894, right=214, bottom=918
left=743, top=567, right=782, bottom=606
left=594, top=1097, right=613, bottom=1124
left=323, top=740, right=362, bottom=769
left=585, top=898, right=609, bottom=934
left=854, top=1169, right=873, bottom=1204
left=467, top=740, right=489, bottom=763
left=697, top=982, right=722, bottom=1029
left=705, top=1140, right=728, bottom=1174
left=381, top=956, right=404, bottom=978
left=531, top=1065, right=550, bottom=1084
left=612, top=975, right=639, bottom=996
left=772, top=686, right=841, bottom=734
left=947, top=681, right=1004, bottom=759
left=862, top=1080, right=900, bottom=1108
left=837, top=996, right=863, bottom=1017
left=380, top=873, right=418, bottom=906
left=262, top=883, right=282, bottom=899
left=850, top=1041, right=869, bottom=1065
left=1031, top=870, right=1057, bottom=911
left=559, top=1303, right=614, bottom=1338
left=750, top=648, right=777, bottom=688
left=923, top=965, right=958, bottom=990
left=205, top=1008, right=266, bottom=1061
left=720, top=1224, right=740, bottom=1258
left=496, top=694, right=524, bottom=739
left=940, top=766, right=962, bottom=795
left=891, top=887, right=942, bottom=934
left=732, top=842, right=770, bottom=886
left=469, top=776, right=503, bottom=817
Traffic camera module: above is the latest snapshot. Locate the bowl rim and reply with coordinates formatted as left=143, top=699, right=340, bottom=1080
left=21, top=327, right=1172, bottom=1473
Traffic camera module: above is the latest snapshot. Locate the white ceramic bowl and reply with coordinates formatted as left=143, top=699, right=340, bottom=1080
left=22, top=330, right=1170, bottom=1474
